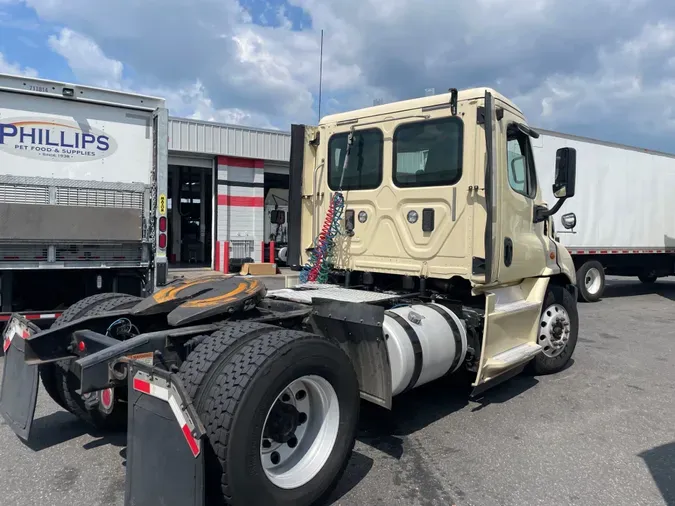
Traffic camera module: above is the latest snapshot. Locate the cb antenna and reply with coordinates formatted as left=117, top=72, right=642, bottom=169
left=318, top=29, right=324, bottom=123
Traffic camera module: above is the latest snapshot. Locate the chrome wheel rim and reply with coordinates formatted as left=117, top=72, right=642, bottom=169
left=585, top=267, right=602, bottom=295
left=260, top=375, right=340, bottom=489
left=539, top=303, right=571, bottom=358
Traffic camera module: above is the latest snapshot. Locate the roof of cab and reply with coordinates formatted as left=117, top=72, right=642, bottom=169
left=319, top=87, right=522, bottom=126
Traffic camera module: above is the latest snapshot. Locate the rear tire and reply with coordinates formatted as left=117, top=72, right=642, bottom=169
left=41, top=293, right=142, bottom=431
left=576, top=260, right=605, bottom=302
left=639, top=274, right=658, bottom=284
left=530, top=283, right=579, bottom=375
left=179, top=328, right=360, bottom=506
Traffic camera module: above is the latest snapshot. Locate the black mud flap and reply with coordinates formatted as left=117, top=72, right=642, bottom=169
left=124, top=361, right=206, bottom=506
left=0, top=315, right=40, bottom=440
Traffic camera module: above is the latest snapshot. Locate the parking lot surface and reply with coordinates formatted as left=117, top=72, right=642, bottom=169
left=1, top=277, right=673, bottom=506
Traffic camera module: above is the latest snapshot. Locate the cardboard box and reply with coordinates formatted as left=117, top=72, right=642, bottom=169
left=240, top=263, right=278, bottom=276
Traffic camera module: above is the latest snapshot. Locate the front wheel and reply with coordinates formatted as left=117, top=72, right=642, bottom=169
left=576, top=260, right=605, bottom=302
left=530, top=283, right=579, bottom=375
left=185, top=329, right=360, bottom=506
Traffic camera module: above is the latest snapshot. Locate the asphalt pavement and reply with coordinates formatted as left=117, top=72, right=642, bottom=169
left=1, top=276, right=673, bottom=506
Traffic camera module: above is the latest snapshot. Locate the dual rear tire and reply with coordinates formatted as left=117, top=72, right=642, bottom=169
left=177, top=323, right=360, bottom=506
left=40, top=293, right=142, bottom=431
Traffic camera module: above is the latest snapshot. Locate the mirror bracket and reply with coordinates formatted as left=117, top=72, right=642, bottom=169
left=533, top=199, right=567, bottom=224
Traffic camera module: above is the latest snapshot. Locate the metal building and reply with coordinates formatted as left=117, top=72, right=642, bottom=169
left=167, top=117, right=291, bottom=272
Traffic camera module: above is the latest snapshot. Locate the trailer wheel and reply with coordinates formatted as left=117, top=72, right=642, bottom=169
left=47, top=294, right=142, bottom=430
left=181, top=329, right=360, bottom=506
left=576, top=260, right=605, bottom=302
left=530, top=283, right=579, bottom=375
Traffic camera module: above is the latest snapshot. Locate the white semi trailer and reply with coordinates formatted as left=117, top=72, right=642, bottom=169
left=535, top=128, right=675, bottom=301
left=0, top=73, right=170, bottom=327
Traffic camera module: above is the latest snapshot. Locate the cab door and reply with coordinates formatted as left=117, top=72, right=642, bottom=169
left=494, top=113, right=548, bottom=282
left=473, top=92, right=549, bottom=390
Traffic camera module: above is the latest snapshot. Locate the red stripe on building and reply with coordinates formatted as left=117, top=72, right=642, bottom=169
left=217, top=195, right=264, bottom=207
left=217, top=156, right=264, bottom=169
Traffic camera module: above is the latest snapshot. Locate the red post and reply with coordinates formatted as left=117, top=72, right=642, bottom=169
left=269, top=241, right=275, bottom=264
left=214, top=241, right=221, bottom=272
left=223, top=241, right=230, bottom=274
left=261, top=241, right=266, bottom=263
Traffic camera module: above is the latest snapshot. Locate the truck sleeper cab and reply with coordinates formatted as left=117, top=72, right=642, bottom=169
left=1, top=87, right=580, bottom=506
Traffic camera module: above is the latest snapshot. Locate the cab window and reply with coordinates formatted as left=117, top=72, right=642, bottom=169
left=506, top=124, right=537, bottom=199
left=393, top=116, right=463, bottom=187
left=328, top=128, right=383, bottom=191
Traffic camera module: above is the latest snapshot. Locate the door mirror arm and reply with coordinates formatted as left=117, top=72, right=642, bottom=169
left=533, top=198, right=566, bottom=224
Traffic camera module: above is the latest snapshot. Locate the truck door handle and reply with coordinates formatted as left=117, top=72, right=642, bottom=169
left=504, top=237, right=513, bottom=267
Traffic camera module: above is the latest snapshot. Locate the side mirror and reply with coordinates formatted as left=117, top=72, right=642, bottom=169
left=270, top=209, right=286, bottom=225
left=553, top=147, right=576, bottom=199
left=561, top=212, right=576, bottom=230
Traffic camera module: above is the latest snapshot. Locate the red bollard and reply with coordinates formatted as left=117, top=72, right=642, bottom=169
left=223, top=241, right=230, bottom=274
left=269, top=241, right=275, bottom=264
left=214, top=241, right=221, bottom=272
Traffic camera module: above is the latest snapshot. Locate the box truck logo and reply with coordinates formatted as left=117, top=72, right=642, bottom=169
left=0, top=117, right=118, bottom=162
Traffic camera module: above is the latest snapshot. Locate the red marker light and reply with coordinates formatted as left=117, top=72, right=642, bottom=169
left=78, top=340, right=86, bottom=352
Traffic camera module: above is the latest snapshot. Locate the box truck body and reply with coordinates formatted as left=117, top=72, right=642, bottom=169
left=0, top=73, right=169, bottom=324
left=535, top=128, right=675, bottom=301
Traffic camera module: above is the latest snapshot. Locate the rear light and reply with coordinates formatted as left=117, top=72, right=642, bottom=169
left=158, top=233, right=167, bottom=249
left=78, top=340, right=86, bottom=352
left=159, top=216, right=167, bottom=232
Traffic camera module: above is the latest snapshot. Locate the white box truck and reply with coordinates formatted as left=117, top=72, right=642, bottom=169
left=535, top=128, right=675, bottom=301
left=0, top=73, right=169, bottom=327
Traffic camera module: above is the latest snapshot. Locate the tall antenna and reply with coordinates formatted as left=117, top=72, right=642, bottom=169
left=318, top=29, right=324, bottom=123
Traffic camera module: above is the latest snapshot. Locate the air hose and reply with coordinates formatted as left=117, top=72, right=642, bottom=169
left=300, top=129, right=354, bottom=284
left=299, top=191, right=344, bottom=283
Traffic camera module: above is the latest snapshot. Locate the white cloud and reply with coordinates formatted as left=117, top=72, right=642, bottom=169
left=513, top=20, right=675, bottom=141
left=8, top=0, right=675, bottom=149
left=47, top=28, right=123, bottom=89
left=0, top=51, right=38, bottom=76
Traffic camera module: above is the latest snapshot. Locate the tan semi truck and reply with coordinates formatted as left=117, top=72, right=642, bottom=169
left=0, top=87, right=579, bottom=506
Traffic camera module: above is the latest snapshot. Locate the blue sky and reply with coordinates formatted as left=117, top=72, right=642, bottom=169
left=2, top=0, right=675, bottom=153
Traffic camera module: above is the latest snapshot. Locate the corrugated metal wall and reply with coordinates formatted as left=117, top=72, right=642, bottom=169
left=168, top=117, right=291, bottom=163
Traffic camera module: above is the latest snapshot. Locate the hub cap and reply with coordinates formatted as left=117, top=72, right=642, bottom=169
left=539, top=303, right=571, bottom=358
left=584, top=267, right=602, bottom=295
left=260, top=375, right=340, bottom=489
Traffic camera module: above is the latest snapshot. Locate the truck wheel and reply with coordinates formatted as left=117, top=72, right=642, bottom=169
left=40, top=293, right=137, bottom=412
left=179, top=321, right=278, bottom=402
left=47, top=293, right=142, bottom=430
left=530, top=284, right=579, bottom=375
left=180, top=329, right=360, bottom=506
left=638, top=274, right=658, bottom=284
left=576, top=260, right=605, bottom=302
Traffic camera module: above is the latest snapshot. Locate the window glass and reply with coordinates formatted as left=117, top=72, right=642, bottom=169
left=327, top=128, right=383, bottom=191
left=393, top=116, right=463, bottom=187
left=506, top=125, right=537, bottom=198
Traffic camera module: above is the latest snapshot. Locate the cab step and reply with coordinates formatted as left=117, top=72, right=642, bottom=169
left=483, top=343, right=542, bottom=375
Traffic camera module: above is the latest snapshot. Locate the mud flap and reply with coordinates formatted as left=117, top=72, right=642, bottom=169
left=0, top=315, right=40, bottom=440
left=124, top=361, right=206, bottom=506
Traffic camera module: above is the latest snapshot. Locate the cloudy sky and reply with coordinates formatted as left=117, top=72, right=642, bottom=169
left=1, top=0, right=675, bottom=152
